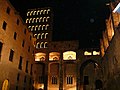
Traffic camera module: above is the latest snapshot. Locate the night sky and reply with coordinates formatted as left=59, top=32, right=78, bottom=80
left=9, top=0, right=110, bottom=49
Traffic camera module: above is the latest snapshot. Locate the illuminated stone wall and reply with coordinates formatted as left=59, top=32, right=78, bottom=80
left=0, top=0, right=35, bottom=90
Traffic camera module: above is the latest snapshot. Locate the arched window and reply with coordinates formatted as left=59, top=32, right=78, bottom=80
left=41, top=33, right=44, bottom=39
left=47, top=9, right=50, bottom=14
left=26, top=18, right=29, bottom=23
left=40, top=10, right=43, bottom=14
left=27, top=11, right=30, bottom=16
left=31, top=26, right=35, bottom=31
left=45, top=24, right=49, bottom=30
left=36, top=17, right=39, bottom=23
left=42, top=17, right=46, bottom=22
left=29, top=18, right=32, bottom=23
left=39, top=17, right=42, bottom=22
left=63, top=51, right=76, bottom=60
left=46, top=17, right=50, bottom=22
left=49, top=52, right=60, bottom=61
left=34, top=34, right=37, bottom=38
left=35, top=25, right=38, bottom=31
left=37, top=10, right=40, bottom=15
left=37, top=33, right=40, bottom=39
left=35, top=52, right=46, bottom=61
left=28, top=26, right=31, bottom=29
left=32, top=18, right=36, bottom=23
left=36, top=42, right=40, bottom=48
left=38, top=25, right=41, bottom=30
left=2, top=79, right=9, bottom=90
left=30, top=11, right=33, bottom=16
left=45, top=33, right=48, bottom=39
left=43, top=10, right=46, bottom=14
left=33, top=11, right=36, bottom=15
left=42, top=25, right=45, bottom=30
left=40, top=42, right=44, bottom=48
left=44, top=42, right=48, bottom=48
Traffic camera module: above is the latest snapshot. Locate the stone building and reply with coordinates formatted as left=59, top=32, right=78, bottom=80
left=0, top=0, right=36, bottom=90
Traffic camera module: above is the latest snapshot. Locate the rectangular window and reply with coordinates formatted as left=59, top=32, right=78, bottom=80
left=0, top=42, right=3, bottom=61
left=2, top=21, right=7, bottom=30
left=18, top=56, right=22, bottom=70
left=14, top=32, right=17, bottom=40
left=84, top=76, right=89, bottom=85
left=22, top=40, right=25, bottom=47
left=9, top=49, right=14, bottom=61
left=66, top=76, right=73, bottom=84
left=6, top=7, right=10, bottom=14
left=51, top=76, right=57, bottom=84
left=25, top=61, right=28, bottom=73
left=28, top=46, right=30, bottom=52
left=17, top=73, right=20, bottom=81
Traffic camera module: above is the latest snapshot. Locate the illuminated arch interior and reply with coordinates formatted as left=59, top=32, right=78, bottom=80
left=35, top=53, right=46, bottom=61
left=2, top=79, right=9, bottom=90
left=49, top=52, right=60, bottom=61
left=63, top=51, right=76, bottom=60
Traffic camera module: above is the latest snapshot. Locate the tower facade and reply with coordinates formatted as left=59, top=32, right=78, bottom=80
left=26, top=7, right=53, bottom=50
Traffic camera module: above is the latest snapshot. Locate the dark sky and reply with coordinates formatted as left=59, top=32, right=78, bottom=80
left=9, top=0, right=110, bottom=49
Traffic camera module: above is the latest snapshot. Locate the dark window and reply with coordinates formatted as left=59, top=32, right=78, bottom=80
left=6, top=7, right=10, bottom=14
left=17, top=73, right=20, bottom=81
left=22, top=40, right=25, bottom=47
left=17, top=19, right=19, bottom=25
left=16, top=86, right=18, bottom=90
left=25, top=61, right=28, bottom=73
left=2, top=21, right=7, bottom=30
left=30, top=35, right=32, bottom=40
left=84, top=76, right=89, bottom=85
left=18, top=56, right=22, bottom=70
left=14, top=32, right=17, bottom=40
left=28, top=46, right=30, bottom=52
left=9, top=49, right=14, bottom=61
left=0, top=42, right=3, bottom=60
left=24, top=29, right=26, bottom=34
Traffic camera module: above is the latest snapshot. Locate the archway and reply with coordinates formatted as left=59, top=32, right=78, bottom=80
left=79, top=59, right=102, bottom=90
left=95, top=79, right=103, bottom=90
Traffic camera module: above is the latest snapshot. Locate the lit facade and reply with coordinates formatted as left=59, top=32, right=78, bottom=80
left=0, top=0, right=36, bottom=90
left=26, top=7, right=53, bottom=50
left=25, top=7, right=102, bottom=90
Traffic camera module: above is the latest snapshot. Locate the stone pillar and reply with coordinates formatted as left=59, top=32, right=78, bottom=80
left=59, top=51, right=63, bottom=90
left=44, top=52, right=49, bottom=90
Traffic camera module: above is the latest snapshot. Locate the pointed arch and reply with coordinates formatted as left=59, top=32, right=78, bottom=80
left=46, top=16, right=50, bottom=22
left=35, top=25, right=38, bottom=31
left=37, top=10, right=40, bottom=15
left=33, top=11, right=36, bottom=15
left=39, top=17, right=42, bottom=22
left=29, top=18, right=32, bottom=23
left=43, top=10, right=47, bottom=14
left=26, top=18, right=29, bottom=23
left=41, top=33, right=44, bottom=39
left=40, top=10, right=43, bottom=14
left=36, top=42, right=40, bottom=48
left=32, top=18, right=36, bottom=23
left=30, top=11, right=33, bottom=16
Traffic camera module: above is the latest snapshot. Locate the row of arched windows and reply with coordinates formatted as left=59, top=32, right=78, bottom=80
left=35, top=51, right=76, bottom=61
left=27, top=9, right=51, bottom=16
left=36, top=42, right=48, bottom=48
left=34, top=33, right=48, bottom=39
left=26, top=17, right=50, bottom=23
left=28, top=24, right=49, bottom=31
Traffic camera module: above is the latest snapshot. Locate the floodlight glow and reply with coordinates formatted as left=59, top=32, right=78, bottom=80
left=113, top=3, right=120, bottom=13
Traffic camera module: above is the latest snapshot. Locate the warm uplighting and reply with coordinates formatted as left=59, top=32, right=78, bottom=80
left=49, top=52, right=60, bottom=61
left=35, top=53, right=46, bottom=61
left=63, top=51, right=76, bottom=60
left=84, top=51, right=92, bottom=55
left=93, top=51, right=100, bottom=55
left=33, top=82, right=44, bottom=90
